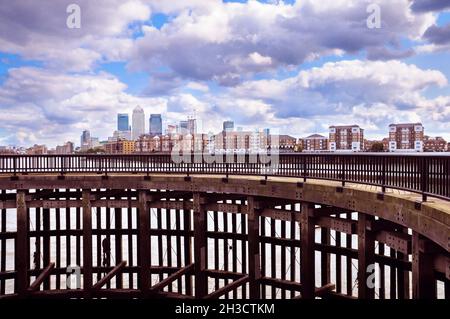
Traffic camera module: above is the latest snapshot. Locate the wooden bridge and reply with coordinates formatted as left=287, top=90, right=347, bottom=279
left=0, top=154, right=448, bottom=299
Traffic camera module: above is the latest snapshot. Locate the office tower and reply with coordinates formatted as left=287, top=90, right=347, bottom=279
left=80, top=130, right=91, bottom=148
left=149, top=114, right=163, bottom=135
left=117, top=113, right=129, bottom=131
left=132, top=105, right=145, bottom=140
left=388, top=123, right=424, bottom=152
left=179, top=121, right=189, bottom=134
left=223, top=121, right=234, bottom=132
left=329, top=125, right=364, bottom=151
left=188, top=118, right=197, bottom=135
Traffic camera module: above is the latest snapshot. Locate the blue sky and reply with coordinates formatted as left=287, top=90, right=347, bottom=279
left=0, top=0, right=450, bottom=147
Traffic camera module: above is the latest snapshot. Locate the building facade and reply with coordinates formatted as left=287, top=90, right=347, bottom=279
left=149, top=114, right=162, bottom=135
left=179, top=121, right=189, bottom=134
left=26, top=144, right=48, bottom=155
left=105, top=140, right=135, bottom=154
left=223, top=121, right=234, bottom=132
left=329, top=125, right=364, bottom=152
left=117, top=113, right=129, bottom=131
left=55, top=142, right=74, bottom=154
left=300, top=134, right=328, bottom=151
left=423, top=136, right=447, bottom=152
left=388, top=123, right=424, bottom=152
left=275, top=135, right=297, bottom=152
left=80, top=130, right=91, bottom=149
left=132, top=105, right=145, bottom=140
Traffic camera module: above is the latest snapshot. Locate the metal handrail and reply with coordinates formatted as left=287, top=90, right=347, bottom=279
left=0, top=153, right=449, bottom=202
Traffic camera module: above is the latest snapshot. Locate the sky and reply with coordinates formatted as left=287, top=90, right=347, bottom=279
left=0, top=0, right=450, bottom=147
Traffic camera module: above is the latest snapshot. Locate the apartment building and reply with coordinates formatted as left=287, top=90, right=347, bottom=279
left=388, top=123, right=424, bottom=152
left=299, top=134, right=328, bottom=151
left=329, top=125, right=364, bottom=152
left=423, top=136, right=447, bottom=152
left=105, top=139, right=135, bottom=154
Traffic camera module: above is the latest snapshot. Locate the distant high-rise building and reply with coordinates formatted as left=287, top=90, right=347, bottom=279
left=132, top=105, right=145, bottom=140
left=329, top=125, right=364, bottom=152
left=263, top=128, right=270, bottom=136
left=149, top=114, right=163, bottom=135
left=80, top=130, right=91, bottom=148
left=117, top=113, right=129, bottom=131
left=223, top=121, right=234, bottom=132
left=56, top=141, right=74, bottom=154
left=167, top=124, right=178, bottom=135
left=179, top=121, right=189, bottom=134
left=388, top=123, right=424, bottom=152
left=188, top=118, right=197, bottom=135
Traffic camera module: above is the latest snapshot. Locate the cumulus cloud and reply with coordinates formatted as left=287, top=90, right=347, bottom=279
left=0, top=0, right=151, bottom=71
left=0, top=67, right=166, bottom=146
left=423, top=23, right=450, bottom=45
left=130, top=0, right=436, bottom=86
left=226, top=60, right=448, bottom=135
left=411, top=0, right=450, bottom=13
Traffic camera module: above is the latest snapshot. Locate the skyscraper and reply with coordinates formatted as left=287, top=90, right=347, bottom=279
left=179, top=121, right=189, bottom=134
left=223, top=121, right=234, bottom=132
left=188, top=118, right=197, bottom=135
left=117, top=113, right=129, bottom=131
left=132, top=105, right=145, bottom=140
left=149, top=114, right=162, bottom=135
left=80, top=130, right=91, bottom=148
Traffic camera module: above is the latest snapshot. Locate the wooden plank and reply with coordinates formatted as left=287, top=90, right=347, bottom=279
left=300, top=202, right=315, bottom=299
left=357, top=212, right=375, bottom=299
left=183, top=208, right=193, bottom=296
left=205, top=275, right=249, bottom=299
left=374, top=230, right=411, bottom=255
left=15, top=190, right=28, bottom=297
left=115, top=207, right=123, bottom=289
left=247, top=196, right=261, bottom=298
left=138, top=190, right=151, bottom=294
left=316, top=216, right=356, bottom=235
left=259, top=276, right=302, bottom=291
left=28, top=262, right=55, bottom=292
left=193, top=193, right=207, bottom=298
left=92, top=261, right=127, bottom=291
left=321, top=226, right=331, bottom=287
left=412, top=232, right=436, bottom=299
left=82, top=189, right=93, bottom=297
left=151, top=263, right=194, bottom=292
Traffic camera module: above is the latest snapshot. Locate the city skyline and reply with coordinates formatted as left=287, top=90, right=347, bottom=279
left=0, top=1, right=450, bottom=148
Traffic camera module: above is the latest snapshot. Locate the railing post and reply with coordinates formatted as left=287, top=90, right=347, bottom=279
left=82, top=190, right=93, bottom=298
left=15, top=190, right=28, bottom=297
left=303, top=155, right=307, bottom=182
left=357, top=212, right=375, bottom=299
left=138, top=190, right=150, bottom=296
left=247, top=196, right=261, bottom=298
left=104, top=156, right=108, bottom=177
left=421, top=157, right=428, bottom=202
left=226, top=162, right=229, bottom=179
left=382, top=156, right=386, bottom=193
left=412, top=231, right=436, bottom=299
left=341, top=156, right=346, bottom=187
left=193, top=193, right=207, bottom=298
left=60, top=156, right=65, bottom=176
left=300, top=202, right=315, bottom=299
left=13, top=156, right=17, bottom=177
